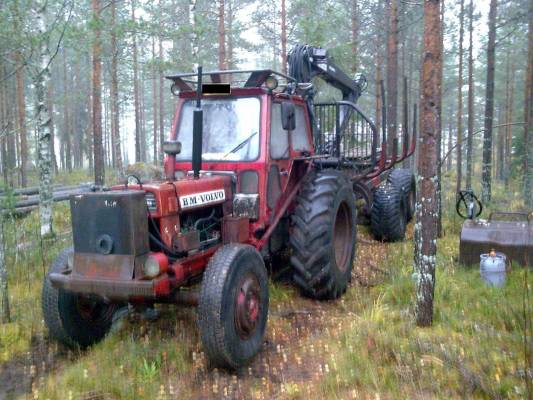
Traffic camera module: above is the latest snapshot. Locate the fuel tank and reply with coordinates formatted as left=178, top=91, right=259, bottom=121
left=459, top=212, right=532, bottom=267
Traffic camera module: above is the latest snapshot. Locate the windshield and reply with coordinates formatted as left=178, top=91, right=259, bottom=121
left=175, top=97, right=261, bottom=161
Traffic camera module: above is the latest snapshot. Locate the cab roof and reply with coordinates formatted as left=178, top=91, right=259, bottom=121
left=165, top=69, right=295, bottom=92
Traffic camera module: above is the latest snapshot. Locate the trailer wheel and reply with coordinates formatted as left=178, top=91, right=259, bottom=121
left=198, top=244, right=269, bottom=369
left=42, top=248, right=119, bottom=348
left=371, top=182, right=407, bottom=242
left=388, top=168, right=416, bottom=221
left=290, top=169, right=357, bottom=300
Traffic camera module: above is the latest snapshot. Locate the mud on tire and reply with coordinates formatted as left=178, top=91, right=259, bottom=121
left=41, top=248, right=119, bottom=348
left=290, top=169, right=357, bottom=300
left=371, top=181, right=407, bottom=242
left=198, top=244, right=269, bottom=370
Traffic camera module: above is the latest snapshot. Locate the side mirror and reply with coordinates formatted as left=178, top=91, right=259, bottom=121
left=281, top=102, right=296, bottom=131
left=162, top=140, right=182, bottom=156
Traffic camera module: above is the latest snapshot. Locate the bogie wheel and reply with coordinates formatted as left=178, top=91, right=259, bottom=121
left=290, top=169, right=357, bottom=300
left=42, top=247, right=120, bottom=348
left=371, top=181, right=407, bottom=242
left=198, top=244, right=269, bottom=369
left=388, top=168, right=416, bottom=221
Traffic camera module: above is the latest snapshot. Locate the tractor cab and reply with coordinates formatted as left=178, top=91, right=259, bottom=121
left=165, top=70, right=314, bottom=239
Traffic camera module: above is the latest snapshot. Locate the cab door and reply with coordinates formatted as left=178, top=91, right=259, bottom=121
left=266, top=101, right=291, bottom=214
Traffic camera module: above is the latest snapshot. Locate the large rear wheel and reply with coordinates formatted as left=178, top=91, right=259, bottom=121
left=388, top=168, right=416, bottom=221
left=290, top=169, right=357, bottom=300
left=371, top=181, right=407, bottom=242
left=42, top=248, right=119, bottom=348
left=197, top=244, right=269, bottom=369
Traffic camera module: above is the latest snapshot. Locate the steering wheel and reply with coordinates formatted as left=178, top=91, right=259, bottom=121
left=456, top=190, right=483, bottom=220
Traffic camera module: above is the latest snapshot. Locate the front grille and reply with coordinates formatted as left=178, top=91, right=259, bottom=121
left=145, top=192, right=157, bottom=212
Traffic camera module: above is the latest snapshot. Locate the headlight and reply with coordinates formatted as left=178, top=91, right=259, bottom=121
left=143, top=256, right=160, bottom=278
left=143, top=253, right=168, bottom=278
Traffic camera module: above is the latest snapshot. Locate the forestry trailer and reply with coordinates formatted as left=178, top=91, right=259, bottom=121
left=42, top=44, right=416, bottom=369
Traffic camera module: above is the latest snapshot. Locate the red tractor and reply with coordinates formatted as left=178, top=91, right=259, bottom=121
left=42, top=45, right=416, bottom=369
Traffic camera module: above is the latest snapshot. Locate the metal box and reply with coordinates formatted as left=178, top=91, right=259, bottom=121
left=70, top=190, right=149, bottom=256
left=459, top=212, right=532, bottom=266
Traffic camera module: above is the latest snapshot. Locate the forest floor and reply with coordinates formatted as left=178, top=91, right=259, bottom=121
left=0, top=170, right=531, bottom=399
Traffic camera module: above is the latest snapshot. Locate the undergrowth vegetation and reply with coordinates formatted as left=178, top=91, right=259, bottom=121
left=0, top=171, right=531, bottom=399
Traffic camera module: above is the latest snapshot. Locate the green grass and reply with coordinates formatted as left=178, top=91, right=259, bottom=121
left=0, top=171, right=531, bottom=399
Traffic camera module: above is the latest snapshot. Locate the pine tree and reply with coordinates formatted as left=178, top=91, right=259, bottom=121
left=482, top=0, right=498, bottom=203
left=414, top=0, right=441, bottom=327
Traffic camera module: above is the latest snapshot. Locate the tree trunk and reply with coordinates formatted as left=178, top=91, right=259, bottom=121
left=281, top=0, right=287, bottom=75
left=0, top=217, right=9, bottom=323
left=158, top=18, right=165, bottom=165
left=497, top=108, right=505, bottom=180
left=415, top=0, right=441, bottom=328
left=465, top=0, right=474, bottom=190
left=505, top=60, right=515, bottom=189
left=227, top=0, right=234, bottom=70
left=34, top=1, right=54, bottom=238
left=523, top=0, right=533, bottom=207
left=218, top=0, right=226, bottom=70
left=375, top=63, right=382, bottom=139
left=456, top=0, right=465, bottom=195
left=152, top=37, right=159, bottom=163
left=386, top=0, right=399, bottom=155
left=62, top=51, right=72, bottom=172
left=482, top=0, right=497, bottom=203
left=0, top=66, right=9, bottom=323
left=15, top=52, right=28, bottom=187
left=110, top=0, right=122, bottom=171
left=132, top=0, right=141, bottom=163
left=436, top=0, right=444, bottom=238
left=350, top=0, right=358, bottom=74
left=92, top=0, right=104, bottom=186
left=47, top=80, right=58, bottom=174
left=139, top=45, right=146, bottom=163
left=447, top=117, right=452, bottom=171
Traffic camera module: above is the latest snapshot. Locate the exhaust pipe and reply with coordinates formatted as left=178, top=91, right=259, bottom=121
left=192, top=66, right=203, bottom=179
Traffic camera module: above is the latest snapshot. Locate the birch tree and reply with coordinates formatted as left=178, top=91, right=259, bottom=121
left=414, top=0, right=441, bottom=327
left=34, top=1, right=54, bottom=238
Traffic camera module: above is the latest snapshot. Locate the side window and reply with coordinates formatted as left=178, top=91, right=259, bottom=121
left=292, top=106, right=311, bottom=152
left=270, top=103, right=289, bottom=159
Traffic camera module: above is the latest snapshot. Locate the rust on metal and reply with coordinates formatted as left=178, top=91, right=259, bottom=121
left=222, top=216, right=249, bottom=244
left=73, top=253, right=136, bottom=280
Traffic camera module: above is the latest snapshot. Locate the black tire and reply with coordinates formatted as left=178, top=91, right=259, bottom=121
left=290, top=169, right=357, bottom=300
left=198, top=244, right=269, bottom=369
left=41, top=248, right=119, bottom=348
left=388, top=168, right=416, bottom=221
left=371, top=181, right=407, bottom=242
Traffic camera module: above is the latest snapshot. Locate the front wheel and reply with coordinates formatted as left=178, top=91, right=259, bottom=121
left=197, top=244, right=269, bottom=369
left=41, top=248, right=119, bottom=348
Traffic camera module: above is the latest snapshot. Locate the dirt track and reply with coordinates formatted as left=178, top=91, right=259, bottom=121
left=0, top=228, right=392, bottom=400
